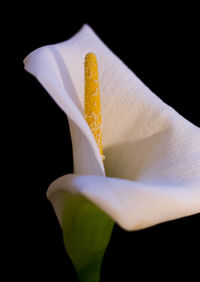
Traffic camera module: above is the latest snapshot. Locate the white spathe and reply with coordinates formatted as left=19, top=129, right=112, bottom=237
left=24, top=24, right=200, bottom=231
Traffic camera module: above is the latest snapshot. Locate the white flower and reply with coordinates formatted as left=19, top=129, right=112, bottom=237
left=24, top=24, right=200, bottom=231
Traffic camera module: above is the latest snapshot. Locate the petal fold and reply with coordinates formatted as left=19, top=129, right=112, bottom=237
left=24, top=25, right=106, bottom=175
left=47, top=174, right=200, bottom=231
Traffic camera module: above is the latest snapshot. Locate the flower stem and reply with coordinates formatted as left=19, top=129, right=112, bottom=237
left=78, top=259, right=102, bottom=282
left=62, top=192, right=114, bottom=282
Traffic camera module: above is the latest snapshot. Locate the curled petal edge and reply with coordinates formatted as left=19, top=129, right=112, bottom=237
left=47, top=174, right=200, bottom=231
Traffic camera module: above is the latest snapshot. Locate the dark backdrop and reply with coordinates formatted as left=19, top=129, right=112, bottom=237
left=10, top=2, right=200, bottom=281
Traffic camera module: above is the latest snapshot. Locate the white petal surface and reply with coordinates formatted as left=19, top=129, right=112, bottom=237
left=47, top=174, right=200, bottom=230
left=24, top=24, right=200, bottom=230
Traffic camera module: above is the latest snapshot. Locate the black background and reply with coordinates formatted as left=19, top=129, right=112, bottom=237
left=9, top=2, right=200, bottom=281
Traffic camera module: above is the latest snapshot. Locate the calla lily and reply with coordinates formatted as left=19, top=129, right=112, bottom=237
left=24, top=24, right=200, bottom=281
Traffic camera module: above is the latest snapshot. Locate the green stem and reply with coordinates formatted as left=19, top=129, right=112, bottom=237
left=78, top=260, right=102, bottom=282
left=61, top=192, right=114, bottom=282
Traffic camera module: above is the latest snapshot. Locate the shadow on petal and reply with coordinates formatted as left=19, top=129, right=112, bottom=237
left=49, top=45, right=83, bottom=112
left=104, top=127, right=172, bottom=182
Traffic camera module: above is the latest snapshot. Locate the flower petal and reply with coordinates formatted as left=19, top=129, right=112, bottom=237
left=24, top=25, right=200, bottom=230
left=24, top=24, right=200, bottom=183
left=24, top=25, right=106, bottom=175
left=47, top=174, right=200, bottom=231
